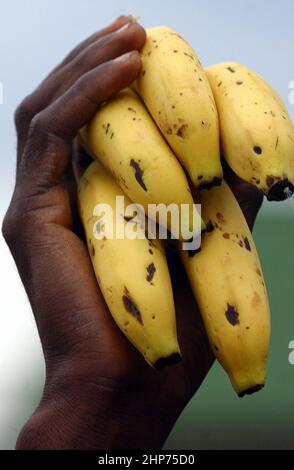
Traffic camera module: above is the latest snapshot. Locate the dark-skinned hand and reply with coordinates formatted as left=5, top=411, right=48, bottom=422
left=2, top=16, right=263, bottom=450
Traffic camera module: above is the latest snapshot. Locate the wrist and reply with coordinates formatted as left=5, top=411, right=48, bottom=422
left=16, top=361, right=177, bottom=450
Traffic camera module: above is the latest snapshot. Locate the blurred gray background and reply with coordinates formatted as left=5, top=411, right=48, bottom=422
left=0, top=0, right=293, bottom=449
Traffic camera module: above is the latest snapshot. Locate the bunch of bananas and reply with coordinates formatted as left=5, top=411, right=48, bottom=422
left=78, top=26, right=294, bottom=397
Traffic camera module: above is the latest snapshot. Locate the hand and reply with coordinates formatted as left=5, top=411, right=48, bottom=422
left=2, top=17, right=263, bottom=450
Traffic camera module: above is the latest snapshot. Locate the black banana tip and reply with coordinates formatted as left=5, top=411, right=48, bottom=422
left=238, top=384, right=264, bottom=398
left=198, top=176, right=222, bottom=191
left=154, top=353, right=182, bottom=370
left=267, top=180, right=294, bottom=201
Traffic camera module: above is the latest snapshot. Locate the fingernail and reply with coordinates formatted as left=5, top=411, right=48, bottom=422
left=112, top=51, right=138, bottom=64
left=127, top=15, right=140, bottom=23
left=115, top=22, right=131, bottom=34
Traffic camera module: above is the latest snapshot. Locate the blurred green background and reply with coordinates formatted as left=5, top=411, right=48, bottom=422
left=166, top=211, right=294, bottom=449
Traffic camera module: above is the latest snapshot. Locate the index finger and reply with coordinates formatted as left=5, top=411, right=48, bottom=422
left=48, top=15, right=136, bottom=76
left=15, top=16, right=138, bottom=162
left=18, top=51, right=142, bottom=194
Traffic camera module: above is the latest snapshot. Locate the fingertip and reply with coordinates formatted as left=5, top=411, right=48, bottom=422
left=129, top=22, right=147, bottom=49
left=130, top=49, right=143, bottom=74
left=112, top=15, right=131, bottom=28
left=111, top=14, right=141, bottom=32
left=114, top=14, right=140, bottom=25
left=113, top=50, right=142, bottom=79
left=113, top=22, right=146, bottom=53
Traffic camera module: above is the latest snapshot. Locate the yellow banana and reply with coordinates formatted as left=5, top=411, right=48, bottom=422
left=80, top=88, right=204, bottom=240
left=179, top=181, right=271, bottom=396
left=206, top=62, right=294, bottom=201
left=78, top=161, right=181, bottom=368
left=134, top=26, right=222, bottom=189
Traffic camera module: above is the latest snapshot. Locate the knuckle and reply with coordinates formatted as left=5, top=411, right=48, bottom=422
left=29, top=111, right=46, bottom=135
left=29, top=110, right=59, bottom=139
left=28, top=111, right=55, bottom=143
left=14, top=95, right=35, bottom=130
left=2, top=200, right=37, bottom=252
left=28, top=111, right=66, bottom=146
left=2, top=209, right=18, bottom=249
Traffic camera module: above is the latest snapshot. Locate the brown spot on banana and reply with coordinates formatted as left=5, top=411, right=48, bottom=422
left=216, top=212, right=225, bottom=224
left=243, top=237, right=251, bottom=251
left=225, top=304, right=239, bottom=326
left=124, top=215, right=136, bottom=222
left=102, top=123, right=110, bottom=135
left=148, top=239, right=156, bottom=248
left=130, top=159, right=147, bottom=191
left=122, top=288, right=143, bottom=324
left=252, top=291, right=261, bottom=308
left=256, top=267, right=262, bottom=277
left=146, top=263, right=156, bottom=283
left=275, top=136, right=279, bottom=149
left=176, top=124, right=188, bottom=138
left=90, top=244, right=95, bottom=257
left=95, top=221, right=102, bottom=235
left=183, top=51, right=194, bottom=60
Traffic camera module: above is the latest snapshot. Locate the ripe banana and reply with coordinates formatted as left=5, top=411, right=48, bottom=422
left=78, top=161, right=181, bottom=368
left=206, top=62, right=294, bottom=201
left=134, top=26, right=222, bottom=189
left=179, top=181, right=271, bottom=396
left=80, top=88, right=204, bottom=240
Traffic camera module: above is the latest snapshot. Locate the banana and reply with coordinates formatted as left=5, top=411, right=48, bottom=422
left=179, top=181, right=271, bottom=396
left=80, top=88, right=204, bottom=240
left=134, top=26, right=222, bottom=189
left=206, top=61, right=294, bottom=201
left=78, top=161, right=181, bottom=368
